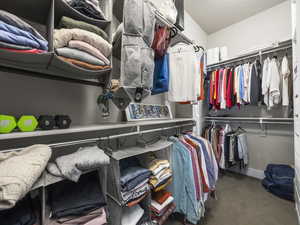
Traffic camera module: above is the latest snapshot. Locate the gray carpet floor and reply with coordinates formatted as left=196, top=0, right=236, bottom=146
left=166, top=172, right=298, bottom=225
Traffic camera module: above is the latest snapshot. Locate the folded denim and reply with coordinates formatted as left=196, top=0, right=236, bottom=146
left=59, top=16, right=108, bottom=41
left=0, top=21, right=48, bottom=50
left=56, top=47, right=106, bottom=66
left=0, top=196, right=36, bottom=225
left=69, top=0, right=106, bottom=20
left=120, top=167, right=152, bottom=192
left=54, top=28, right=112, bottom=57
left=0, top=40, right=32, bottom=50
left=121, top=179, right=150, bottom=204
left=49, top=172, right=106, bottom=219
left=58, top=56, right=111, bottom=70
left=48, top=208, right=106, bottom=225
left=68, top=40, right=110, bottom=65
left=0, top=10, right=46, bottom=41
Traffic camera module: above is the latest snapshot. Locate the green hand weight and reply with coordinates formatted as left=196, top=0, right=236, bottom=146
left=17, top=115, right=38, bottom=132
left=0, top=115, right=17, bottom=133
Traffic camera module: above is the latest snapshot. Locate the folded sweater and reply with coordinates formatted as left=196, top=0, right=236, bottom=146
left=54, top=28, right=111, bottom=57
left=59, top=16, right=108, bottom=41
left=59, top=56, right=111, bottom=70
left=0, top=145, right=52, bottom=210
left=56, top=47, right=106, bottom=66
left=0, top=10, right=46, bottom=41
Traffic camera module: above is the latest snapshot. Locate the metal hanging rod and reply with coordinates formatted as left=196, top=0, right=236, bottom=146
left=207, top=39, right=292, bottom=70
left=0, top=123, right=195, bottom=153
left=205, top=117, right=294, bottom=125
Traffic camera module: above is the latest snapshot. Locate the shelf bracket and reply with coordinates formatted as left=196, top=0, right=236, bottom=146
left=259, top=118, right=267, bottom=137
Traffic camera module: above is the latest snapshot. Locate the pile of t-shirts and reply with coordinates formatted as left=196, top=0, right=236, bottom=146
left=0, top=196, right=37, bottom=225
left=138, top=154, right=172, bottom=192
left=66, top=0, right=106, bottom=20
left=48, top=172, right=107, bottom=225
left=0, top=10, right=48, bottom=53
left=54, top=16, right=112, bottom=70
left=150, top=190, right=175, bottom=225
left=120, top=158, right=152, bottom=206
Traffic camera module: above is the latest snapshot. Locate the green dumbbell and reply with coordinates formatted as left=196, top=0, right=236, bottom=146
left=0, top=115, right=17, bottom=134
left=17, top=115, right=38, bottom=132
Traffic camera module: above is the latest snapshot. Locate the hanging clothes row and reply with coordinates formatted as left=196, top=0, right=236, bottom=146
left=169, top=134, right=218, bottom=224
left=207, top=55, right=292, bottom=111
left=203, top=124, right=248, bottom=170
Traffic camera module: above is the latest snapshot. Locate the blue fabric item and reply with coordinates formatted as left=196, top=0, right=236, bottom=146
left=188, top=135, right=216, bottom=189
left=120, top=167, right=152, bottom=191
left=262, top=164, right=295, bottom=201
left=0, top=20, right=48, bottom=50
left=152, top=54, right=169, bottom=95
left=239, top=66, right=244, bottom=100
left=169, top=136, right=200, bottom=224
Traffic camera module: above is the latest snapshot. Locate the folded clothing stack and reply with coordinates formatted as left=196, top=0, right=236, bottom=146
left=139, top=154, right=172, bottom=192
left=47, top=145, right=110, bottom=182
left=120, top=158, right=152, bottom=206
left=0, top=10, right=48, bottom=53
left=151, top=190, right=175, bottom=225
left=54, top=16, right=112, bottom=70
left=67, top=0, right=106, bottom=21
left=0, top=196, right=37, bottom=225
left=48, top=172, right=107, bottom=225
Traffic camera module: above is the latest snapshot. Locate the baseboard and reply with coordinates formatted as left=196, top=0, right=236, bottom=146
left=228, top=167, right=265, bottom=180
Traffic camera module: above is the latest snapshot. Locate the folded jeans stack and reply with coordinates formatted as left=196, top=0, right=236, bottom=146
left=0, top=10, right=48, bottom=53
left=54, top=17, right=112, bottom=70
left=48, top=172, right=107, bottom=225
left=151, top=190, right=175, bottom=225
left=120, top=166, right=152, bottom=206
left=67, top=0, right=106, bottom=21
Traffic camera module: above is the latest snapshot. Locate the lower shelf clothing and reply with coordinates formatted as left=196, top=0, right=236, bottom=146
left=48, top=172, right=107, bottom=224
left=121, top=204, right=145, bottom=225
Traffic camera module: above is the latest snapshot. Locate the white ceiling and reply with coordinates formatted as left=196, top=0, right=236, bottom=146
left=185, top=0, right=287, bottom=34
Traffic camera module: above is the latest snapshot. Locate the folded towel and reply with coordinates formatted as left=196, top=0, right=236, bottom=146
left=0, top=21, right=48, bottom=50
left=47, top=146, right=109, bottom=182
left=0, top=145, right=51, bottom=210
left=54, top=28, right=111, bottom=57
left=58, top=56, right=111, bottom=70
left=68, top=40, right=110, bottom=65
left=0, top=10, right=46, bottom=41
left=56, top=47, right=106, bottom=66
left=59, top=16, right=108, bottom=41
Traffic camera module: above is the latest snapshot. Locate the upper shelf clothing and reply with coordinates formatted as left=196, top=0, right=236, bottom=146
left=67, top=0, right=106, bottom=21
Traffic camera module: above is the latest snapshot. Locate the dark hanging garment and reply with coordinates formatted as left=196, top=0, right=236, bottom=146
left=250, top=63, right=260, bottom=105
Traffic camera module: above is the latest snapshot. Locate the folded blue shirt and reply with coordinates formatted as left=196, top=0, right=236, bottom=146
left=0, top=20, right=48, bottom=50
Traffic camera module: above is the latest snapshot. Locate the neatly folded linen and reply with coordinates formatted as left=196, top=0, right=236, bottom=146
left=58, top=56, right=110, bottom=70
left=120, top=167, right=152, bottom=192
left=0, top=10, right=46, bottom=41
left=0, top=21, right=48, bottom=50
left=49, top=172, right=106, bottom=219
left=0, top=40, right=32, bottom=50
left=0, top=48, right=45, bottom=53
left=0, top=145, right=51, bottom=210
left=59, top=16, right=108, bottom=41
left=68, top=40, right=110, bottom=65
left=0, top=196, right=36, bottom=225
left=56, top=47, right=106, bottom=66
left=47, top=146, right=109, bottom=182
left=54, top=28, right=111, bottom=57
left=69, top=0, right=106, bottom=20
left=121, top=204, right=144, bottom=225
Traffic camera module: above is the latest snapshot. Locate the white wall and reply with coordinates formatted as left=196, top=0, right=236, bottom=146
left=207, top=1, right=292, bottom=58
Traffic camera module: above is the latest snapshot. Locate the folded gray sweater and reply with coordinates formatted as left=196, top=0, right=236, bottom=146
left=47, top=146, right=110, bottom=182
left=0, top=145, right=52, bottom=210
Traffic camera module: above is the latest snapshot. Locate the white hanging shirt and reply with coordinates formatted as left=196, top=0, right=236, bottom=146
left=269, top=58, right=281, bottom=109
left=262, top=57, right=271, bottom=107
left=168, top=43, right=199, bottom=102
left=281, top=56, right=290, bottom=106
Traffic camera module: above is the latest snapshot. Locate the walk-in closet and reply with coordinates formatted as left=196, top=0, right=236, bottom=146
left=0, top=0, right=299, bottom=225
